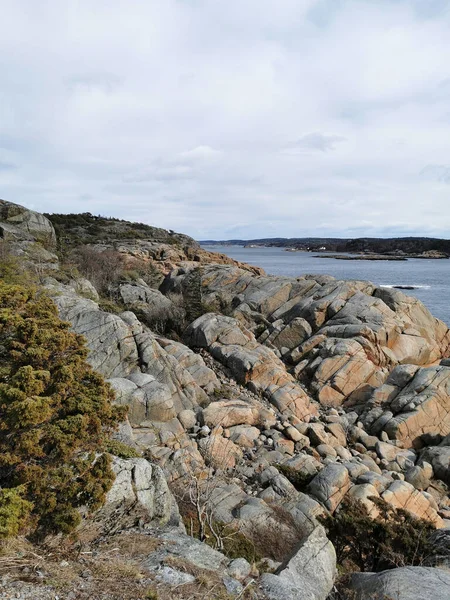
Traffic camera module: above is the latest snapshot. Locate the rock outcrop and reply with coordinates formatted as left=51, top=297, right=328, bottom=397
left=45, top=271, right=450, bottom=527
left=165, top=265, right=450, bottom=408
left=44, top=278, right=218, bottom=479
left=0, top=199, right=58, bottom=269
left=0, top=199, right=56, bottom=246
left=184, top=313, right=317, bottom=420
left=381, top=480, right=444, bottom=527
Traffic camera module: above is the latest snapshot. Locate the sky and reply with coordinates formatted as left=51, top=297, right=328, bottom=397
left=1, top=0, right=450, bottom=240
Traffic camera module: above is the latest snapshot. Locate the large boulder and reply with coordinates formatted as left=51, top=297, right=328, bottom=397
left=260, top=526, right=336, bottom=600
left=198, top=426, right=243, bottom=469
left=307, top=464, right=351, bottom=512
left=259, top=317, right=313, bottom=351
left=202, top=398, right=276, bottom=429
left=91, top=457, right=180, bottom=533
left=142, top=527, right=228, bottom=573
left=348, top=566, right=450, bottom=600
left=381, top=481, right=444, bottom=527
left=109, top=376, right=177, bottom=423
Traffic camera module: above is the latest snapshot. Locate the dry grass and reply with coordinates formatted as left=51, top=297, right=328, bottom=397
left=95, top=532, right=161, bottom=558
left=0, top=532, right=264, bottom=600
left=0, top=537, right=46, bottom=576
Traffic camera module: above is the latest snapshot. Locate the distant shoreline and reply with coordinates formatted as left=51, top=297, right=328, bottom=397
left=201, top=238, right=450, bottom=260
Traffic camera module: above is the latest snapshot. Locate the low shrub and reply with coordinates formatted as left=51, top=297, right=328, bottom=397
left=320, top=496, right=437, bottom=573
left=0, top=241, right=35, bottom=286
left=276, top=464, right=315, bottom=491
left=105, top=439, right=141, bottom=459
left=98, top=298, right=126, bottom=314
left=0, top=486, right=33, bottom=538
left=0, top=282, right=126, bottom=538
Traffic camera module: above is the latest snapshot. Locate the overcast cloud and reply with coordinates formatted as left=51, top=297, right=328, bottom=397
left=0, top=0, right=449, bottom=239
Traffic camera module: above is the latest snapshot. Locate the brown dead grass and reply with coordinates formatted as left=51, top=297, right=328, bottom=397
left=95, top=532, right=161, bottom=558
left=0, top=532, right=263, bottom=600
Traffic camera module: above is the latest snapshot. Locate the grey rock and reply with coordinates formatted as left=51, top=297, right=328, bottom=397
left=68, top=278, right=99, bottom=301
left=285, top=425, right=305, bottom=443
left=316, top=444, right=337, bottom=458
left=46, top=282, right=139, bottom=378
left=260, top=526, right=336, bottom=600
left=405, top=463, right=433, bottom=490
left=282, top=453, right=322, bottom=479
left=356, top=471, right=393, bottom=492
left=227, top=558, right=252, bottom=581
left=110, top=418, right=140, bottom=450
left=348, top=566, right=450, bottom=600
left=93, top=457, right=180, bottom=532
left=178, top=409, right=197, bottom=429
left=363, top=366, right=450, bottom=448
left=229, top=425, right=260, bottom=447
left=110, top=376, right=176, bottom=424
left=283, top=492, right=326, bottom=535
left=358, top=455, right=382, bottom=474
left=386, top=364, right=421, bottom=388
left=142, top=527, right=228, bottom=573
left=222, top=576, right=243, bottom=595
left=158, top=337, right=219, bottom=392
left=419, top=446, right=450, bottom=485
left=127, top=372, right=156, bottom=387
left=119, top=283, right=172, bottom=309
left=154, top=566, right=195, bottom=586
left=307, top=464, right=350, bottom=512
left=0, top=199, right=56, bottom=246
left=375, top=441, right=401, bottom=462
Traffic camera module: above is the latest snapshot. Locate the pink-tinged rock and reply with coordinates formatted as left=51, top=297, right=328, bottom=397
left=382, top=480, right=444, bottom=527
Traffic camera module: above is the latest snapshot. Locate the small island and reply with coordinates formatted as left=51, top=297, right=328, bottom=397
left=316, top=249, right=448, bottom=261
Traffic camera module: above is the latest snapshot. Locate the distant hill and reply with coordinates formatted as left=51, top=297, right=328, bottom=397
left=343, top=237, right=450, bottom=254
left=200, top=237, right=350, bottom=251
left=200, top=236, right=450, bottom=255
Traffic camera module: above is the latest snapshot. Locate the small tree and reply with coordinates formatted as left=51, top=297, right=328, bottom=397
left=0, top=282, right=126, bottom=538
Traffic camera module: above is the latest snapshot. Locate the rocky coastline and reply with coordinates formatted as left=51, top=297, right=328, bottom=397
left=1, top=199, right=450, bottom=600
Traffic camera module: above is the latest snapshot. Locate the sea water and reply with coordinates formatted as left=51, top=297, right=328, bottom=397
left=202, top=245, right=450, bottom=326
